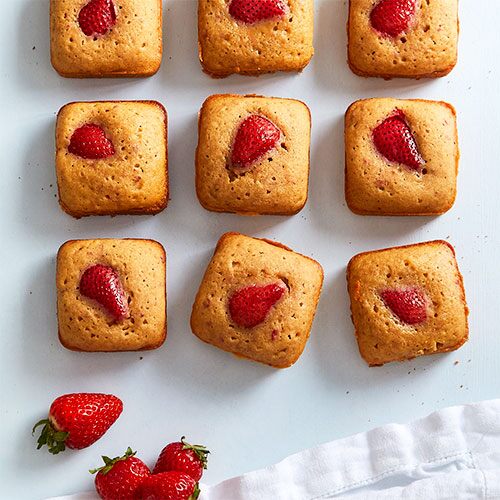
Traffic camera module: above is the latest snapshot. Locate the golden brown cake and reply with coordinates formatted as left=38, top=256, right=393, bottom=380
left=191, top=233, right=324, bottom=368
left=56, top=101, right=168, bottom=218
left=196, top=94, right=311, bottom=215
left=348, top=0, right=459, bottom=79
left=198, top=0, right=314, bottom=77
left=347, top=240, right=469, bottom=367
left=50, top=0, right=162, bottom=78
left=345, top=98, right=459, bottom=216
left=57, top=239, right=167, bottom=352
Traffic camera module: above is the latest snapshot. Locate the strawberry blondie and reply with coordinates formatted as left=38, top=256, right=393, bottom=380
left=191, top=233, right=323, bottom=368
left=56, top=101, right=168, bottom=218
left=347, top=240, right=469, bottom=366
left=198, top=0, right=314, bottom=77
left=196, top=94, right=311, bottom=215
left=50, top=0, right=162, bottom=77
left=345, top=98, right=459, bottom=216
left=57, top=239, right=167, bottom=352
left=348, top=0, right=459, bottom=78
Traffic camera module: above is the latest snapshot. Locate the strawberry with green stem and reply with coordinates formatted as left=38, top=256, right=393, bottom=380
left=32, top=393, right=123, bottom=454
left=154, top=436, right=210, bottom=482
left=91, top=447, right=151, bottom=500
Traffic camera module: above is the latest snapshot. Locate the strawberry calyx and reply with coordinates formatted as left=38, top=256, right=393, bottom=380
left=90, top=447, right=136, bottom=475
left=181, top=437, right=210, bottom=469
left=32, top=418, right=69, bottom=455
left=190, top=482, right=201, bottom=500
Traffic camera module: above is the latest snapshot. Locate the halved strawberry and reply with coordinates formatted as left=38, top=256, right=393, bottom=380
left=229, top=0, right=287, bottom=24
left=381, top=287, right=428, bottom=325
left=229, top=282, right=286, bottom=328
left=370, top=0, right=417, bottom=38
left=372, top=110, right=424, bottom=171
left=32, top=393, right=123, bottom=454
left=79, top=264, right=129, bottom=321
left=68, top=124, right=115, bottom=160
left=78, top=0, right=117, bottom=37
left=230, top=115, right=281, bottom=172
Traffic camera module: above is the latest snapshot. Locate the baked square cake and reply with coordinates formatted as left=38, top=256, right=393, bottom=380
left=347, top=0, right=459, bottom=79
left=198, top=0, right=314, bottom=77
left=347, top=240, right=468, bottom=366
left=196, top=94, right=311, bottom=215
left=56, top=101, right=168, bottom=218
left=191, top=233, right=323, bottom=368
left=345, top=98, right=459, bottom=216
left=57, top=239, right=167, bottom=352
left=50, top=0, right=162, bottom=77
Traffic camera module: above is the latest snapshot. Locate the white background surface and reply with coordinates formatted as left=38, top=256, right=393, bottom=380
left=0, top=1, right=499, bottom=498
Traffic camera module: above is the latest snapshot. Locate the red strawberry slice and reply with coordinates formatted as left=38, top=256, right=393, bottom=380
left=78, top=0, right=117, bottom=37
left=370, top=0, right=417, bottom=37
left=79, top=264, right=129, bottom=321
left=153, top=437, right=210, bottom=482
left=32, top=393, right=123, bottom=454
left=372, top=110, right=424, bottom=171
left=229, top=0, right=287, bottom=24
left=230, top=115, right=281, bottom=172
left=136, top=471, right=199, bottom=500
left=229, top=282, right=286, bottom=328
left=380, top=287, right=428, bottom=325
left=91, top=448, right=151, bottom=500
left=68, top=124, right=115, bottom=160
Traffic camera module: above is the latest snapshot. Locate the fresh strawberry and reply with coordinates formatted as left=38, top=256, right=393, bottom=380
left=153, top=437, right=210, bottom=482
left=229, top=0, right=287, bottom=24
left=229, top=282, right=286, bottom=329
left=136, top=471, right=199, bottom=500
left=91, top=447, right=151, bottom=500
left=78, top=0, right=117, bottom=37
left=79, top=264, right=129, bottom=321
left=370, top=0, right=417, bottom=37
left=381, top=287, right=428, bottom=325
left=372, top=110, right=424, bottom=171
left=32, top=393, right=123, bottom=454
left=230, top=115, right=281, bottom=172
left=68, top=124, right=115, bottom=160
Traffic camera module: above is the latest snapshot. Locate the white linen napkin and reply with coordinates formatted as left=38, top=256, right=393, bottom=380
left=49, top=399, right=500, bottom=500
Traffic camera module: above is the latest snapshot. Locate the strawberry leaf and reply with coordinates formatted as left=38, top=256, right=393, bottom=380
left=32, top=419, right=69, bottom=454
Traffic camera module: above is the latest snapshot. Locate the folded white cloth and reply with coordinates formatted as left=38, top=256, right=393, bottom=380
left=49, top=399, right=500, bottom=500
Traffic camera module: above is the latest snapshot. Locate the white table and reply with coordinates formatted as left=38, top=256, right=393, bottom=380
left=1, top=1, right=499, bottom=498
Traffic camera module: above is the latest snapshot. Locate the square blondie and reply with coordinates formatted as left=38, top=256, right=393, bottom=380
left=347, top=240, right=468, bottom=366
left=348, top=0, right=458, bottom=79
left=198, top=0, right=314, bottom=77
left=50, top=0, right=162, bottom=77
left=345, top=98, right=459, bottom=216
left=196, top=94, right=311, bottom=215
left=57, top=239, right=167, bottom=352
left=191, top=233, right=323, bottom=368
left=56, top=101, right=168, bottom=218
